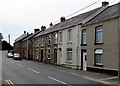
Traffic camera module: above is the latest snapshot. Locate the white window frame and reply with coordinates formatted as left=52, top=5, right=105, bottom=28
left=94, top=49, right=103, bottom=66
left=48, top=49, right=51, bottom=59
left=48, top=35, right=51, bottom=45
left=41, top=37, right=44, bottom=46
left=59, top=32, right=62, bottom=43
left=82, top=29, right=87, bottom=44
left=67, top=48, right=72, bottom=61
left=55, top=33, right=58, bottom=44
left=95, top=26, right=103, bottom=43
left=68, top=29, right=72, bottom=42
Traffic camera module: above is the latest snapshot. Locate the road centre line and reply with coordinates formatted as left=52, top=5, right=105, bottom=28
left=27, top=68, right=40, bottom=74
left=48, top=76, right=71, bottom=86
left=10, top=61, right=14, bottom=64
left=17, top=64, right=24, bottom=67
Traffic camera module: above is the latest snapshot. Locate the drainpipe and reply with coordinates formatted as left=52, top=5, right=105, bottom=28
left=76, top=24, right=81, bottom=70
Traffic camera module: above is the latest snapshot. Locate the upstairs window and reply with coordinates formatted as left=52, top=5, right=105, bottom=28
left=68, top=29, right=72, bottom=42
left=59, top=32, right=62, bottom=43
left=41, top=37, right=44, bottom=46
left=55, top=33, right=58, bottom=44
left=48, top=35, right=51, bottom=45
left=95, top=26, right=103, bottom=43
left=81, top=29, right=87, bottom=44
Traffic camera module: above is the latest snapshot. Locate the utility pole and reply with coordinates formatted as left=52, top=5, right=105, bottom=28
left=8, top=34, right=10, bottom=44
left=8, top=34, right=10, bottom=52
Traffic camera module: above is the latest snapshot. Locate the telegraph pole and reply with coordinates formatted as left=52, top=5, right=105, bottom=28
left=8, top=34, right=10, bottom=52
left=8, top=34, right=10, bottom=44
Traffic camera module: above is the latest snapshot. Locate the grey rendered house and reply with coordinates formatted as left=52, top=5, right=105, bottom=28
left=81, top=3, right=120, bottom=75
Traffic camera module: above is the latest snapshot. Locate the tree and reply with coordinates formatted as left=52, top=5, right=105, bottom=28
left=2, top=40, right=13, bottom=50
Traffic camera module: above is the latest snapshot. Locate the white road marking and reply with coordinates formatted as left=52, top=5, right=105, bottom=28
left=27, top=68, right=40, bottom=74
left=17, top=64, right=24, bottom=67
left=71, top=73, right=84, bottom=77
left=48, top=76, right=71, bottom=86
left=10, top=61, right=14, bottom=64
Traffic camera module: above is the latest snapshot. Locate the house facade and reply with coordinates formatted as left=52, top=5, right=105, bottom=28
left=80, top=3, right=119, bottom=74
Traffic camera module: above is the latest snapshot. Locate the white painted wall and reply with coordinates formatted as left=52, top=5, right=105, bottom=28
left=57, top=25, right=81, bottom=69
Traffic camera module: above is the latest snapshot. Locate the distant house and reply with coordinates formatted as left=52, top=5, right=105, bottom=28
left=81, top=3, right=119, bottom=75
left=14, top=31, right=28, bottom=56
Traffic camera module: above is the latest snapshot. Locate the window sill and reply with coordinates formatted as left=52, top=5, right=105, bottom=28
left=47, top=58, right=51, bottom=60
left=94, top=42, right=103, bottom=45
left=81, top=44, right=87, bottom=46
left=47, top=44, right=51, bottom=46
left=94, top=64, right=103, bottom=67
left=66, top=61, right=72, bottom=63
left=67, top=41, right=72, bottom=44
left=59, top=42, right=62, bottom=45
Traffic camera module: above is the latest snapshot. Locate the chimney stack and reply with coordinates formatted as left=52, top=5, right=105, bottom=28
left=60, top=17, right=66, bottom=22
left=34, top=29, right=40, bottom=33
left=41, top=26, right=46, bottom=31
left=50, top=22, right=53, bottom=26
left=24, top=31, right=26, bottom=34
left=102, top=1, right=109, bottom=6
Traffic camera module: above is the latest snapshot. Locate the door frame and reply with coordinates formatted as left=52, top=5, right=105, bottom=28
left=81, top=49, right=87, bottom=71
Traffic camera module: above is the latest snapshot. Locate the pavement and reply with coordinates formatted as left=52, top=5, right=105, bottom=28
left=1, top=51, right=120, bottom=86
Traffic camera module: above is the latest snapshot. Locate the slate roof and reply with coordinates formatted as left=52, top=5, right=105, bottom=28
left=36, top=7, right=101, bottom=37
left=82, top=3, right=119, bottom=26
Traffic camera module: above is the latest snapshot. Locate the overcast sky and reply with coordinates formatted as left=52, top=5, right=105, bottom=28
left=0, top=0, right=119, bottom=45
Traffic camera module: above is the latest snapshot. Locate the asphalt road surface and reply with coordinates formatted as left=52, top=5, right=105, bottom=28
left=2, top=51, right=110, bottom=86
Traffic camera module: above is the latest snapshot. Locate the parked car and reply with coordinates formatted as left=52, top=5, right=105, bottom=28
left=7, top=53, right=13, bottom=58
left=13, top=53, right=22, bottom=60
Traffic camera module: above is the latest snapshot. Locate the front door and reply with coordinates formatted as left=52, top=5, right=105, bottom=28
left=54, top=49, right=57, bottom=64
left=41, top=49, right=43, bottom=62
left=81, top=50, right=87, bottom=71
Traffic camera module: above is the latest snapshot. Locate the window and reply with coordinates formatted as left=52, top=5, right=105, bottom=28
left=67, top=48, right=72, bottom=61
left=95, top=26, right=103, bottom=43
left=68, top=29, right=72, bottom=42
left=82, top=29, right=87, bottom=44
left=41, top=37, right=44, bottom=46
left=94, top=49, right=103, bottom=66
left=59, top=32, right=62, bottom=43
left=59, top=48, right=62, bottom=58
left=48, top=35, right=51, bottom=45
left=55, top=33, right=58, bottom=44
left=48, top=49, right=51, bottom=59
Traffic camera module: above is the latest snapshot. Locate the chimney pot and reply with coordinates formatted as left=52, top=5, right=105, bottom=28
left=41, top=26, right=46, bottom=31
left=34, top=29, right=40, bottom=33
left=102, top=1, right=109, bottom=6
left=24, top=31, right=26, bottom=34
left=60, top=17, right=66, bottom=22
left=50, top=22, right=53, bottom=26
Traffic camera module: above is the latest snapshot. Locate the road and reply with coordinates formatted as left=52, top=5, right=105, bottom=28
left=2, top=51, right=110, bottom=86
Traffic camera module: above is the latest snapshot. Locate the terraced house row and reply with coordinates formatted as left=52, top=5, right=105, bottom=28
left=14, top=2, right=120, bottom=75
